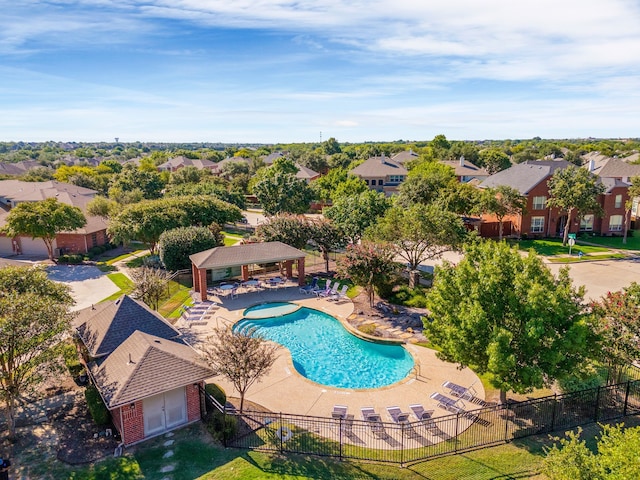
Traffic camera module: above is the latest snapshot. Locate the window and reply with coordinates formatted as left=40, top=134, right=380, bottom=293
left=389, top=175, right=405, bottom=183
left=609, top=215, right=623, bottom=231
left=531, top=216, right=545, bottom=233
left=378, top=179, right=384, bottom=186
left=532, top=196, right=546, bottom=210
left=364, top=179, right=369, bottom=185
left=91, top=233, right=98, bottom=247
left=615, top=194, right=622, bottom=209
left=580, top=214, right=594, bottom=231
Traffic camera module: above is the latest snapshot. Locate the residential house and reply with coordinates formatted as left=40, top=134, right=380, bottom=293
left=157, top=156, right=219, bottom=174
left=262, top=151, right=287, bottom=165
left=294, top=164, right=320, bottom=183
left=0, top=180, right=109, bottom=257
left=391, top=149, right=419, bottom=164
left=74, top=295, right=213, bottom=446
left=0, top=160, right=46, bottom=177
left=350, top=155, right=408, bottom=195
left=441, top=157, right=490, bottom=183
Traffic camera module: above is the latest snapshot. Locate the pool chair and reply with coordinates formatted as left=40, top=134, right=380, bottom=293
left=329, top=284, right=349, bottom=302
left=361, top=407, right=387, bottom=439
left=442, top=380, right=476, bottom=401
left=299, top=277, right=319, bottom=295
left=317, top=281, right=339, bottom=299
left=386, top=406, right=411, bottom=424
left=409, top=404, right=435, bottom=422
left=332, top=405, right=348, bottom=420
left=430, top=392, right=465, bottom=414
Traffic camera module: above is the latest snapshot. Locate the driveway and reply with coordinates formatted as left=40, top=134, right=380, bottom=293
left=47, top=265, right=119, bottom=311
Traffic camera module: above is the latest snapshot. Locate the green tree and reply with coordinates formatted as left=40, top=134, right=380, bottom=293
left=547, top=166, right=605, bottom=246
left=366, top=204, right=467, bottom=270
left=1, top=198, right=87, bottom=261
left=425, top=240, right=594, bottom=402
left=108, top=164, right=164, bottom=200
left=158, top=226, right=222, bottom=272
left=336, top=241, right=397, bottom=307
left=312, top=168, right=367, bottom=204
left=0, top=266, right=74, bottom=440
left=543, top=424, right=640, bottom=480
left=477, top=185, right=527, bottom=241
left=169, top=166, right=203, bottom=185
left=623, top=176, right=640, bottom=244
left=308, top=218, right=345, bottom=273
left=324, top=189, right=390, bottom=243
left=478, top=148, right=511, bottom=174
left=297, top=150, right=328, bottom=174
left=86, top=195, right=120, bottom=220
left=396, top=161, right=456, bottom=207
left=130, top=266, right=169, bottom=310
left=252, top=160, right=314, bottom=215
left=202, top=326, right=279, bottom=412
left=322, top=137, right=341, bottom=155
left=590, top=283, right=640, bottom=380
left=255, top=213, right=311, bottom=250
left=165, top=181, right=246, bottom=210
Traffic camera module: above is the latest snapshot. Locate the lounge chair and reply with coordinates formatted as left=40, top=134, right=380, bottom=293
left=386, top=406, right=411, bottom=424
left=299, top=277, right=319, bottom=295
left=332, top=405, right=348, bottom=420
left=443, top=380, right=476, bottom=401
left=317, top=281, right=339, bottom=299
left=409, top=404, right=435, bottom=422
left=329, top=284, right=349, bottom=302
left=430, top=392, right=465, bottom=414
left=361, top=407, right=387, bottom=439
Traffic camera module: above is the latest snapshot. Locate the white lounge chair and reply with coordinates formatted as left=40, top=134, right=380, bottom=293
left=361, top=407, right=387, bottom=439
left=329, top=284, right=349, bottom=301
left=332, top=405, right=348, bottom=420
left=317, top=281, right=339, bottom=299
left=443, top=380, right=476, bottom=401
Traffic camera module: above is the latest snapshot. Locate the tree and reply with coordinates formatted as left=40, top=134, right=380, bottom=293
left=590, top=282, right=640, bottom=380
left=543, top=424, right=640, bottom=480
left=130, top=266, right=169, bottom=310
left=308, top=218, right=345, bottom=273
left=623, top=176, right=640, bottom=245
left=158, top=226, right=222, bottom=272
left=298, top=150, right=328, bottom=174
left=477, top=185, right=527, bottom=241
left=255, top=214, right=310, bottom=250
left=396, top=161, right=456, bottom=207
left=366, top=204, right=467, bottom=271
left=108, top=164, right=164, bottom=200
left=0, top=266, right=74, bottom=440
left=336, top=241, right=397, bottom=307
left=478, top=148, right=511, bottom=174
left=86, top=195, right=119, bottom=220
left=322, top=137, right=341, bottom=155
left=201, top=326, right=279, bottom=412
left=169, top=166, right=202, bottom=184
left=425, top=240, right=594, bottom=402
left=324, top=189, right=390, bottom=243
left=252, top=159, right=315, bottom=215
left=547, top=166, right=605, bottom=246
left=1, top=198, right=87, bottom=261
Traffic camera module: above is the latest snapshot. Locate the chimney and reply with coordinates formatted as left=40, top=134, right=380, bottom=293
left=588, top=159, right=595, bottom=172
left=380, top=154, right=386, bottom=164
left=459, top=155, right=465, bottom=167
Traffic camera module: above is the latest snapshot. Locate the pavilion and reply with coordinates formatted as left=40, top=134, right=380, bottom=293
left=189, top=241, right=307, bottom=301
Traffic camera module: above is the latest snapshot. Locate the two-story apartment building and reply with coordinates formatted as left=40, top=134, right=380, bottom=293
left=350, top=155, right=408, bottom=196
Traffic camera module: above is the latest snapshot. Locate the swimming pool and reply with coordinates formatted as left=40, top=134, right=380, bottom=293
left=234, top=303, right=414, bottom=389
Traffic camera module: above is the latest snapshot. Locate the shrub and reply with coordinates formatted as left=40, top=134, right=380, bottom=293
left=85, top=384, right=110, bottom=426
left=358, top=323, right=377, bottom=336
left=60, top=341, right=84, bottom=377
left=206, top=411, right=237, bottom=443
left=205, top=383, right=227, bottom=409
left=158, top=226, right=222, bottom=271
left=58, top=254, right=84, bottom=264
left=388, top=285, right=429, bottom=308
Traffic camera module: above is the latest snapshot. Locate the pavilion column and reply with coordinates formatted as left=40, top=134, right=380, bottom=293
left=297, top=257, right=305, bottom=286
left=241, top=264, right=250, bottom=281
left=192, top=263, right=200, bottom=293
left=285, top=260, right=293, bottom=278
left=198, top=268, right=208, bottom=302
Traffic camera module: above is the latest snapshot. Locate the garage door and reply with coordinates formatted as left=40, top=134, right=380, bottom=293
left=143, top=387, right=187, bottom=437
left=0, top=237, right=13, bottom=256
left=18, top=237, right=51, bottom=256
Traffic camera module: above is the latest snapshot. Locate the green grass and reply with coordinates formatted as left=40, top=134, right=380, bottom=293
left=125, top=254, right=151, bottom=267
left=224, top=236, right=242, bottom=246
left=157, top=282, right=194, bottom=319
left=547, top=253, right=626, bottom=263
left=513, top=238, right=610, bottom=256
left=576, top=231, right=640, bottom=251
left=101, top=272, right=135, bottom=301
left=103, top=249, right=149, bottom=266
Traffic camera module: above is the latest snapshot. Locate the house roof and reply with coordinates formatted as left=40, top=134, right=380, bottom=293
left=90, top=330, right=213, bottom=408
left=479, top=160, right=571, bottom=195
left=190, top=241, right=306, bottom=269
left=391, top=150, right=419, bottom=163
left=585, top=157, right=640, bottom=179
left=75, top=295, right=181, bottom=358
left=350, top=155, right=408, bottom=177
left=295, top=164, right=320, bottom=180
left=0, top=160, right=43, bottom=176
left=158, top=156, right=218, bottom=170
left=262, top=151, right=286, bottom=165
left=441, top=159, right=489, bottom=178
left=598, top=177, right=629, bottom=194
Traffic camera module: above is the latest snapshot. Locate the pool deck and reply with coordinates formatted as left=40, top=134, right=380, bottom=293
left=175, top=283, right=485, bottom=425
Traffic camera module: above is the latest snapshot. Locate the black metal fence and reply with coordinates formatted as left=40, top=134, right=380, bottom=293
left=202, top=378, right=640, bottom=466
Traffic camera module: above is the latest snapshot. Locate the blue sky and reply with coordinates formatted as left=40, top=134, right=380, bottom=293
left=1, top=1, right=640, bottom=143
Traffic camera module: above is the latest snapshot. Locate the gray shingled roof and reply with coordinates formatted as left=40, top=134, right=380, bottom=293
left=441, top=159, right=489, bottom=177
left=190, top=241, right=306, bottom=269
left=75, top=295, right=180, bottom=358
left=350, top=155, right=408, bottom=177
left=585, top=157, right=640, bottom=179
left=479, top=160, right=571, bottom=194
left=90, top=330, right=213, bottom=408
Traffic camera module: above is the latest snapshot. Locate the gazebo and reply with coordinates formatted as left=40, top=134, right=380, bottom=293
left=189, top=241, right=307, bottom=301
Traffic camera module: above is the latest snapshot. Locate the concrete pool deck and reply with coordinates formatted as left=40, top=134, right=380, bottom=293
left=175, top=284, right=484, bottom=423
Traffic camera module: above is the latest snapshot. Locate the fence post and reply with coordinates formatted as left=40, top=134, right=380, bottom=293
left=454, top=412, right=460, bottom=453
left=279, top=412, right=283, bottom=453
left=623, top=381, right=631, bottom=417
left=550, top=394, right=557, bottom=432
left=504, top=402, right=510, bottom=442
left=339, top=417, right=343, bottom=460
left=594, top=386, right=601, bottom=422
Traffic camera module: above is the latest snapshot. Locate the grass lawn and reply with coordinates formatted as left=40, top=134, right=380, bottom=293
left=101, top=272, right=135, bottom=301
left=513, top=238, right=609, bottom=256
left=103, top=249, right=149, bottom=266
left=157, top=281, right=194, bottom=319
left=577, top=232, right=640, bottom=251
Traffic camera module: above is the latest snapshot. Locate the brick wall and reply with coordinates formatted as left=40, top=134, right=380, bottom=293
left=119, top=400, right=145, bottom=446
left=186, top=383, right=203, bottom=422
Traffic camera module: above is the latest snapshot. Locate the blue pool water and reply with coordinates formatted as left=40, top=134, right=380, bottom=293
left=234, top=304, right=414, bottom=389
